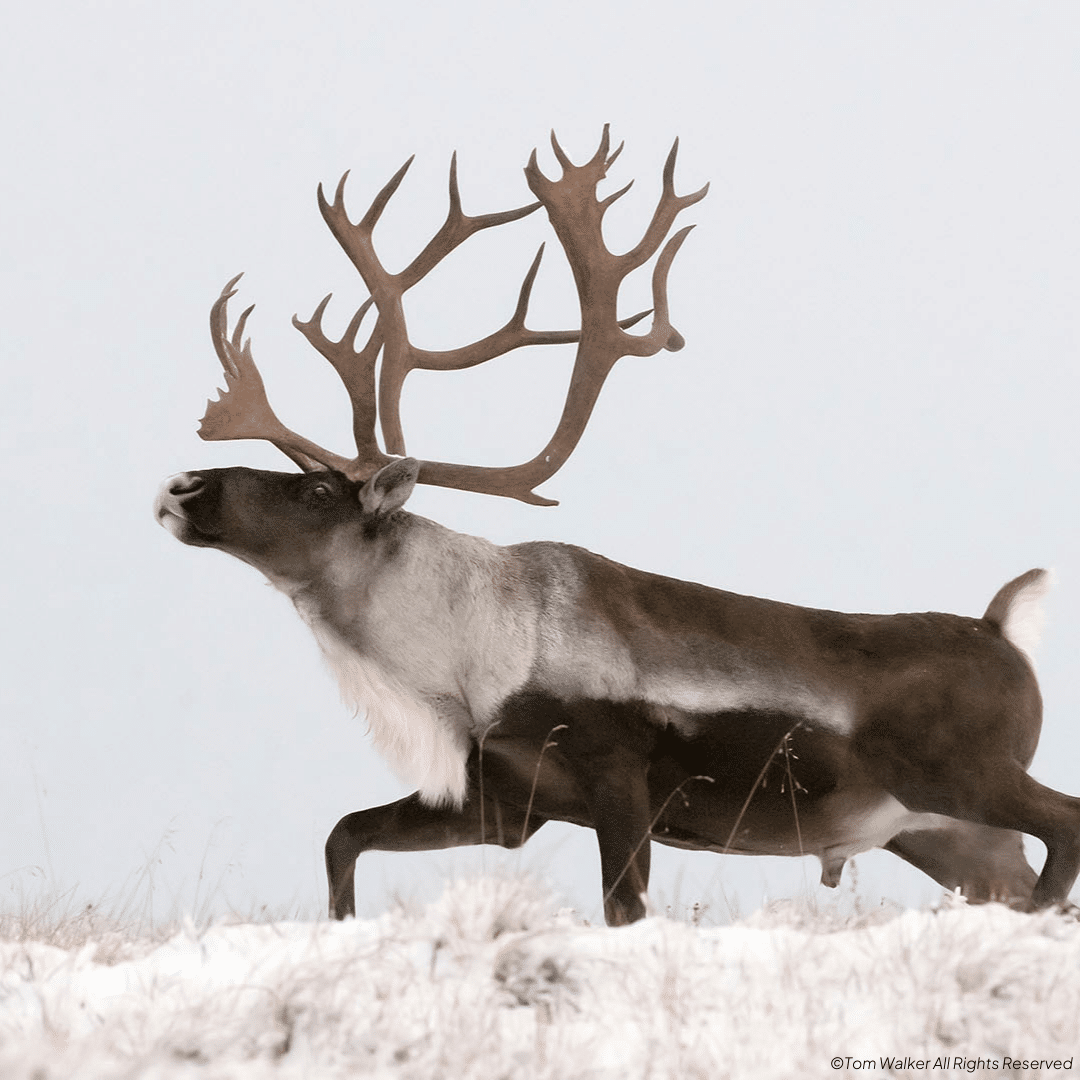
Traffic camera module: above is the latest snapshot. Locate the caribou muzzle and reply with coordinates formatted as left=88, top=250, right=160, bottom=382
left=155, top=472, right=219, bottom=546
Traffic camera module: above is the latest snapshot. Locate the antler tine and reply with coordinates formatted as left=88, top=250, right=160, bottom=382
left=355, top=158, right=415, bottom=233
left=661, top=137, right=704, bottom=201
left=663, top=137, right=710, bottom=212
left=343, top=296, right=377, bottom=349
left=599, top=179, right=634, bottom=213
left=619, top=137, right=709, bottom=273
left=510, top=244, right=545, bottom=329
left=316, top=173, right=348, bottom=231
left=662, top=137, right=680, bottom=192
left=549, top=129, right=574, bottom=172
left=209, top=272, right=245, bottom=378
left=447, top=151, right=462, bottom=217
left=299, top=292, right=334, bottom=331
left=584, top=124, right=613, bottom=170
left=622, top=224, right=695, bottom=356
left=231, top=302, right=255, bottom=354
left=588, top=123, right=611, bottom=168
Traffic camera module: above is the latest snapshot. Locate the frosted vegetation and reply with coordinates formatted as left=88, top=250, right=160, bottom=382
left=2, top=875, right=1078, bottom=1078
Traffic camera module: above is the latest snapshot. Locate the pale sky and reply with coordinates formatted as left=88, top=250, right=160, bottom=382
left=2, top=2, right=1078, bottom=923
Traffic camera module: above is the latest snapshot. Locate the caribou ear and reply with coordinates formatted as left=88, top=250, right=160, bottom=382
left=358, top=457, right=420, bottom=517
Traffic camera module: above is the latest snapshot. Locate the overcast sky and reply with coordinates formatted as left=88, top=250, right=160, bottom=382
left=2, top=2, right=1078, bottom=924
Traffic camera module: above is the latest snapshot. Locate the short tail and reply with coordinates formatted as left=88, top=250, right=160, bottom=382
left=983, top=568, right=1051, bottom=660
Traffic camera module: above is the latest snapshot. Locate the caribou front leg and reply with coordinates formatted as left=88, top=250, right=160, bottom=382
left=577, top=751, right=654, bottom=926
left=325, top=789, right=546, bottom=919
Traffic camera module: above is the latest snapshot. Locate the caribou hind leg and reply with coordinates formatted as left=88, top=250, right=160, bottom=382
left=885, top=820, right=1038, bottom=905
left=880, top=765, right=1080, bottom=909
left=978, top=770, right=1080, bottom=909
left=325, top=789, right=547, bottom=919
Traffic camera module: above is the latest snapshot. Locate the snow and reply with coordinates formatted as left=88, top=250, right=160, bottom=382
left=2, top=878, right=1078, bottom=1078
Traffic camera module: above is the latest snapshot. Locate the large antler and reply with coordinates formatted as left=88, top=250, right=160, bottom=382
left=198, top=126, right=708, bottom=505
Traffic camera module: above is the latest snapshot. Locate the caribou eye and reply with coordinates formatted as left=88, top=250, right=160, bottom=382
left=311, top=483, right=332, bottom=500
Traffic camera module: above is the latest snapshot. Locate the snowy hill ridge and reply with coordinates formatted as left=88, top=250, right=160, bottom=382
left=2, top=877, right=1078, bottom=1079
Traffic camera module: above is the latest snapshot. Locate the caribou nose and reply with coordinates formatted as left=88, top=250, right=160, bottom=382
left=154, top=472, right=205, bottom=524
left=168, top=473, right=205, bottom=497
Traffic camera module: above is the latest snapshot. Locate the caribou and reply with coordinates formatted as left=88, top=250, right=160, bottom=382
left=156, top=129, right=1080, bottom=924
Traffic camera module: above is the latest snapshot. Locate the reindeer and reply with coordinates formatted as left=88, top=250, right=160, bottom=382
left=156, top=129, right=1080, bottom=925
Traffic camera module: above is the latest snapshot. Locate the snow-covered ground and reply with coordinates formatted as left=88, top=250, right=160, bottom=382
left=2, top=878, right=1077, bottom=1079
